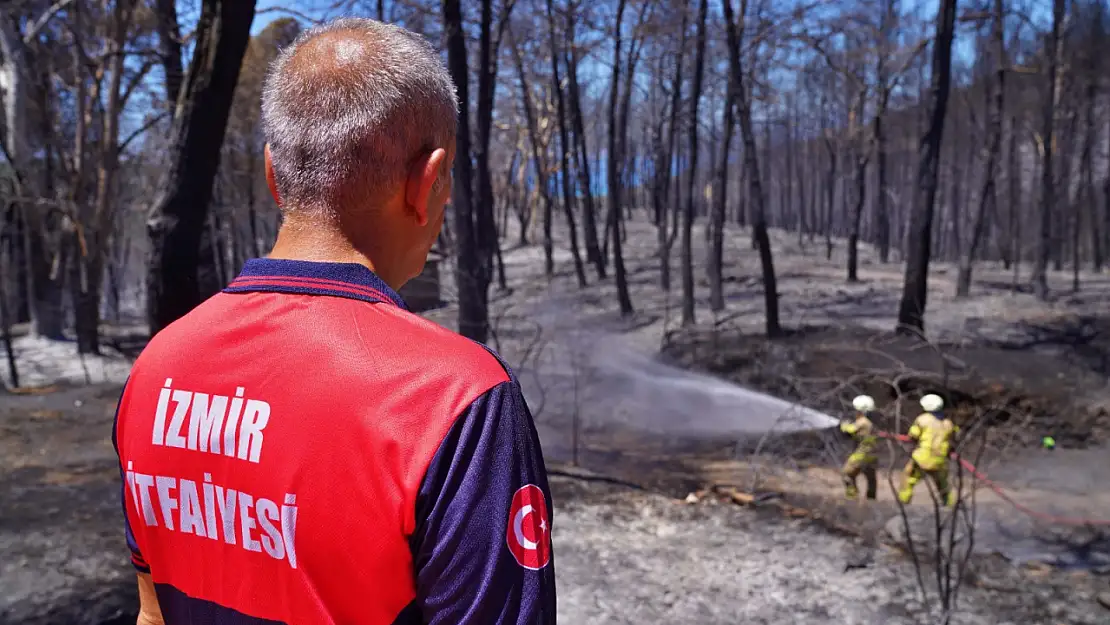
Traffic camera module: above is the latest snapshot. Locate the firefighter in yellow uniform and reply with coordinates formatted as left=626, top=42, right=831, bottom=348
left=840, top=395, right=879, bottom=500
left=898, top=394, right=958, bottom=506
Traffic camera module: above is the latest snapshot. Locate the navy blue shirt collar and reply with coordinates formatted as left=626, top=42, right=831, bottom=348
left=225, top=258, right=408, bottom=310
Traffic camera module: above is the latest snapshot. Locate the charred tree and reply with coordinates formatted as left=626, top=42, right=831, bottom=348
left=821, top=126, right=837, bottom=261
left=545, top=0, right=588, bottom=288
left=618, top=6, right=650, bottom=263
left=564, top=2, right=604, bottom=278
left=75, top=0, right=137, bottom=354
left=606, top=0, right=634, bottom=315
left=787, top=102, right=805, bottom=247
left=1105, top=102, right=1110, bottom=271
left=955, top=0, right=1004, bottom=298
left=1, top=204, right=19, bottom=388
left=442, top=0, right=493, bottom=341
left=0, top=7, right=65, bottom=339
left=1031, top=0, right=1064, bottom=300
left=680, top=0, right=709, bottom=327
left=724, top=0, right=781, bottom=337
left=510, top=30, right=555, bottom=275
left=606, top=0, right=649, bottom=259
left=146, top=0, right=257, bottom=336
left=474, top=0, right=516, bottom=303
left=875, top=0, right=896, bottom=264
left=708, top=66, right=736, bottom=311
left=656, top=2, right=689, bottom=293
left=1007, top=113, right=1021, bottom=278
left=895, top=0, right=957, bottom=334
left=154, top=0, right=184, bottom=106
left=1080, top=50, right=1101, bottom=271
left=846, top=86, right=870, bottom=283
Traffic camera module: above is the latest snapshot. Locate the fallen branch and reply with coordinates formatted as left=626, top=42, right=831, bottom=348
left=7, top=384, right=60, bottom=395
left=702, top=484, right=865, bottom=537
left=547, top=464, right=650, bottom=492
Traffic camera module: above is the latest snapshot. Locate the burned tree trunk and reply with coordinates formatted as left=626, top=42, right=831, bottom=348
left=607, top=0, right=634, bottom=315
left=657, top=2, right=688, bottom=293
left=147, top=0, right=258, bottom=335
left=1031, top=0, right=1064, bottom=301
left=788, top=102, right=805, bottom=247
left=1105, top=113, right=1110, bottom=271
left=875, top=0, right=895, bottom=264
left=680, top=0, right=709, bottom=327
left=875, top=119, right=890, bottom=263
left=708, top=68, right=736, bottom=311
left=510, top=31, right=555, bottom=275
left=846, top=86, right=870, bottom=283
left=1, top=205, right=19, bottom=388
left=895, top=0, right=957, bottom=335
left=154, top=0, right=184, bottom=107
left=822, top=130, right=837, bottom=261
left=546, top=0, right=590, bottom=286
left=160, top=0, right=225, bottom=306
left=564, top=3, right=604, bottom=278
left=1007, top=114, right=1021, bottom=276
left=612, top=3, right=648, bottom=255
left=0, top=9, right=65, bottom=340
left=443, top=0, right=492, bottom=341
left=545, top=0, right=588, bottom=288
left=474, top=0, right=514, bottom=303
left=955, top=0, right=1004, bottom=298
left=724, top=0, right=781, bottom=337
left=75, top=0, right=135, bottom=355
left=1082, top=75, right=1101, bottom=272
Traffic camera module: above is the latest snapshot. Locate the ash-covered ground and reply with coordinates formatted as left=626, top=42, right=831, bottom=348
left=553, top=478, right=1107, bottom=625
left=1, top=384, right=1106, bottom=625
left=4, top=220, right=1110, bottom=623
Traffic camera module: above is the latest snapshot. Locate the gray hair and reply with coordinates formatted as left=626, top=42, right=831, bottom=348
left=261, top=18, right=458, bottom=215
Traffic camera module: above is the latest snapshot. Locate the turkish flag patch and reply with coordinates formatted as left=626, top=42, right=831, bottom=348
left=505, top=484, right=552, bottom=570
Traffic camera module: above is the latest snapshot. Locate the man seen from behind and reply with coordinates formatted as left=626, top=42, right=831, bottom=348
left=113, top=18, right=556, bottom=625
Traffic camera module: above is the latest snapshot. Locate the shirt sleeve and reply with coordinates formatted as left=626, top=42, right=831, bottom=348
left=908, top=418, right=923, bottom=441
left=410, top=377, right=557, bottom=625
left=111, top=380, right=150, bottom=574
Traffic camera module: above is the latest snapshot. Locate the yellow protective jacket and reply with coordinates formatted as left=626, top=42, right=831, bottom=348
left=908, top=412, right=958, bottom=471
left=840, top=414, right=877, bottom=463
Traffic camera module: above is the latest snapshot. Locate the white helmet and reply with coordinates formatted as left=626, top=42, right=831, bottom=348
left=920, top=394, right=944, bottom=412
left=852, top=395, right=876, bottom=413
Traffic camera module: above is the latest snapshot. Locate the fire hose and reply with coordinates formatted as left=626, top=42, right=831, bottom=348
left=874, top=429, right=1110, bottom=527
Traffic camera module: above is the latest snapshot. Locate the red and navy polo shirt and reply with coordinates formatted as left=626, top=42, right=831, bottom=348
left=112, top=259, right=556, bottom=624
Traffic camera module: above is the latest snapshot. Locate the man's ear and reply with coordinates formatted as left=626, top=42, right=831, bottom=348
left=405, top=148, right=448, bottom=227
left=264, top=143, right=281, bottom=207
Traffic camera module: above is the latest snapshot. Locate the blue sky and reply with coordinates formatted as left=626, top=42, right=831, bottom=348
left=145, top=0, right=1056, bottom=167
left=234, top=0, right=1058, bottom=191
left=252, top=0, right=347, bottom=34
left=245, top=0, right=1055, bottom=81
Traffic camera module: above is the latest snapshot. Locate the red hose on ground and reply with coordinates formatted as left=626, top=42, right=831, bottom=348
left=875, top=430, right=1110, bottom=527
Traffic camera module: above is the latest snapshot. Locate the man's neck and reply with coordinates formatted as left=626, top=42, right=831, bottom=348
left=267, top=214, right=403, bottom=289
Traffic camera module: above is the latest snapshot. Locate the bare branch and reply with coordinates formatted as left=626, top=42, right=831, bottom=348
left=22, top=0, right=75, bottom=44
left=118, top=112, right=171, bottom=155
left=256, top=6, right=325, bottom=24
